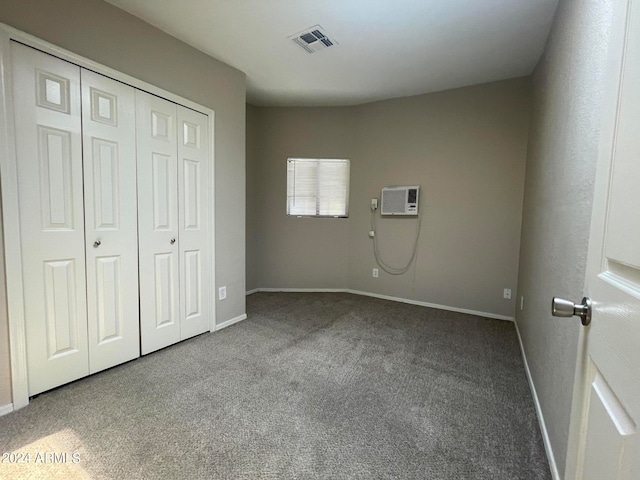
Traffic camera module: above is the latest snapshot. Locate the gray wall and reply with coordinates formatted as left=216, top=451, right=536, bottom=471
left=515, top=0, right=614, bottom=476
left=0, top=0, right=246, bottom=406
left=246, top=105, right=261, bottom=292
left=349, top=80, right=530, bottom=317
left=247, top=78, right=531, bottom=319
left=248, top=106, right=357, bottom=290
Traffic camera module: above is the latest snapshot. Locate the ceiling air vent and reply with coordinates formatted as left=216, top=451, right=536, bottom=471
left=289, top=25, right=337, bottom=54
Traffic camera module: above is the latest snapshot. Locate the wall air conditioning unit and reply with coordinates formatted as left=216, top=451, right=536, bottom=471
left=381, top=186, right=420, bottom=215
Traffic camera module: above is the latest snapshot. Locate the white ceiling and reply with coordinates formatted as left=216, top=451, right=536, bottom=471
left=106, top=0, right=559, bottom=107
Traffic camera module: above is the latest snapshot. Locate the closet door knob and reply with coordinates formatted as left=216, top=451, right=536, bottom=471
left=93, top=240, right=101, bottom=248
left=170, top=238, right=176, bottom=245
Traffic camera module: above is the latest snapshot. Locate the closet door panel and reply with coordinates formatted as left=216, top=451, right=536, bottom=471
left=136, top=90, right=180, bottom=354
left=11, top=42, right=89, bottom=395
left=81, top=69, right=140, bottom=373
left=178, top=107, right=210, bottom=339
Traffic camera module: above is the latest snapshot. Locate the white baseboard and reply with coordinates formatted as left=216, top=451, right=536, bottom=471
left=255, top=287, right=348, bottom=293
left=0, top=403, right=14, bottom=416
left=245, top=288, right=514, bottom=322
left=347, top=289, right=514, bottom=322
left=215, top=313, right=247, bottom=331
left=514, top=320, right=560, bottom=480
left=245, top=288, right=260, bottom=296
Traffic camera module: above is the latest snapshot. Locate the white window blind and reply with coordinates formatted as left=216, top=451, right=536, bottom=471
left=287, top=158, right=350, bottom=217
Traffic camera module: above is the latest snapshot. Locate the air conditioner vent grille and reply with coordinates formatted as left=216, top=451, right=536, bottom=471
left=289, top=25, right=337, bottom=54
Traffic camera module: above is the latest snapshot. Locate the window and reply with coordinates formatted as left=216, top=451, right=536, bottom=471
left=286, top=158, right=350, bottom=217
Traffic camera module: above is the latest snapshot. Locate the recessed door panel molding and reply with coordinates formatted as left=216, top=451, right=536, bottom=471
left=81, top=68, right=140, bottom=374
left=90, top=87, right=117, bottom=126
left=95, top=256, right=122, bottom=344
left=36, top=69, right=71, bottom=114
left=152, top=110, right=173, bottom=142
left=43, top=259, right=79, bottom=358
left=580, top=364, right=636, bottom=480
left=137, top=90, right=181, bottom=354
left=154, top=252, right=177, bottom=328
left=10, top=42, right=89, bottom=395
left=183, top=159, right=200, bottom=230
left=182, top=120, right=200, bottom=149
left=178, top=106, right=210, bottom=340
left=602, top=1, right=640, bottom=269
left=91, top=138, right=119, bottom=230
left=599, top=0, right=640, bottom=283
left=184, top=250, right=201, bottom=319
left=38, top=126, right=74, bottom=230
left=152, top=153, right=173, bottom=231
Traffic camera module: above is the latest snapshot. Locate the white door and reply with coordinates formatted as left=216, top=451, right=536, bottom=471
left=10, top=42, right=89, bottom=394
left=136, top=90, right=181, bottom=354
left=565, top=0, right=640, bottom=477
left=81, top=69, right=140, bottom=373
left=178, top=106, right=210, bottom=340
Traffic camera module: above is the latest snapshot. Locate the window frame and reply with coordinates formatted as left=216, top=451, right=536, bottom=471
left=286, top=157, right=350, bottom=218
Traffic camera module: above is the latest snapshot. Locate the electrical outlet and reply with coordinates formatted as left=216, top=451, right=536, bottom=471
left=368, top=230, right=375, bottom=238
left=503, top=288, right=512, bottom=300
left=520, top=295, right=525, bottom=310
left=371, top=198, right=378, bottom=210
left=373, top=268, right=379, bottom=278
left=218, top=286, right=227, bottom=300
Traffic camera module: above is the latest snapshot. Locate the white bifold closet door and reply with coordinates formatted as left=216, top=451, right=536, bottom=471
left=136, top=91, right=209, bottom=355
left=12, top=43, right=88, bottom=395
left=81, top=69, right=140, bottom=374
left=11, top=43, right=140, bottom=395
